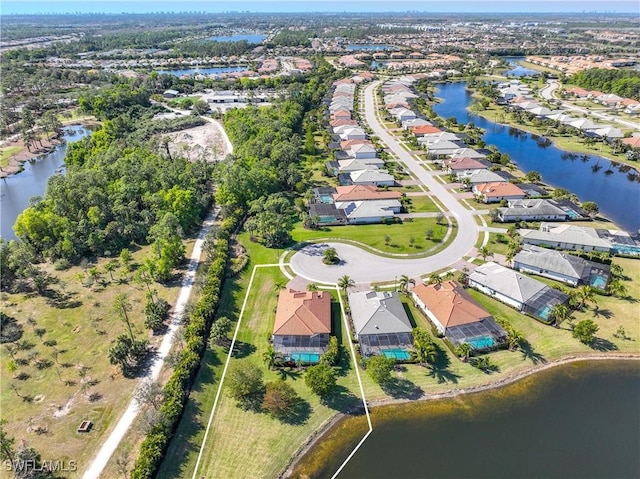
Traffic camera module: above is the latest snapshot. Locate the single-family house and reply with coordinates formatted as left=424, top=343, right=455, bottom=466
left=308, top=203, right=348, bottom=225
left=472, top=182, right=527, bottom=203
left=336, top=158, right=385, bottom=172
left=519, top=223, right=612, bottom=253
left=411, top=125, right=443, bottom=137
left=468, top=262, right=570, bottom=322
left=402, top=118, right=432, bottom=130
left=391, top=108, right=417, bottom=122
left=421, top=139, right=466, bottom=156
left=450, top=148, right=487, bottom=159
left=348, top=143, right=378, bottom=159
left=513, top=245, right=611, bottom=289
left=496, top=199, right=569, bottom=222
left=412, top=281, right=507, bottom=350
left=349, top=168, right=395, bottom=186
left=444, top=157, right=490, bottom=175
left=338, top=127, right=367, bottom=141
left=348, top=291, right=413, bottom=358
left=162, top=89, right=179, bottom=98
left=272, top=289, right=332, bottom=360
left=332, top=184, right=402, bottom=203
left=336, top=199, right=401, bottom=224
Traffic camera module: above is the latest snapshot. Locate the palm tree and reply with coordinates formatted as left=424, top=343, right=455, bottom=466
left=577, top=285, right=597, bottom=309
left=112, top=293, right=134, bottom=340
left=398, top=275, right=415, bottom=293
left=427, top=273, right=442, bottom=285
left=306, top=283, right=319, bottom=291
left=456, top=343, right=472, bottom=361
left=262, top=345, right=279, bottom=370
left=477, top=246, right=493, bottom=262
left=606, top=279, right=627, bottom=298
left=337, top=275, right=355, bottom=293
left=104, top=260, right=118, bottom=281
left=550, top=303, right=570, bottom=326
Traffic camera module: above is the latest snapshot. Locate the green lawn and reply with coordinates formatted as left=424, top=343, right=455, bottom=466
left=159, top=264, right=364, bottom=479
left=405, top=195, right=440, bottom=213
left=484, top=232, right=513, bottom=256
left=291, top=218, right=450, bottom=255
left=0, top=145, right=21, bottom=167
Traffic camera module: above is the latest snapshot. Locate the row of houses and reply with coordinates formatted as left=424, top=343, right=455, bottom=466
left=519, top=223, right=640, bottom=256
left=497, top=80, right=626, bottom=140
left=326, top=75, right=396, bottom=188
left=564, top=87, right=640, bottom=115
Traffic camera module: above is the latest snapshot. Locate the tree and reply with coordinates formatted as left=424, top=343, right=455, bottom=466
left=262, top=380, right=299, bottom=419
left=550, top=303, right=571, bottom=325
left=108, top=334, right=148, bottom=375
left=581, top=201, right=599, bottom=216
left=143, top=297, right=169, bottom=331
left=606, top=279, right=627, bottom=298
left=424, top=228, right=434, bottom=240
left=192, top=99, right=210, bottom=115
left=524, top=170, right=542, bottom=183
left=262, top=345, right=280, bottom=370
left=305, top=362, right=337, bottom=396
left=104, top=259, right=118, bottom=281
left=320, top=336, right=340, bottom=366
left=210, top=317, right=232, bottom=346
left=112, top=293, right=134, bottom=340
left=412, top=328, right=438, bottom=366
left=134, top=379, right=164, bottom=410
left=366, top=355, right=395, bottom=385
left=337, top=275, right=355, bottom=293
left=398, top=275, right=415, bottom=293
left=478, top=246, right=493, bottom=261
left=226, top=360, right=265, bottom=409
left=0, top=419, right=16, bottom=470
left=572, top=319, right=599, bottom=344
left=427, top=273, right=442, bottom=285
left=456, top=343, right=473, bottom=361
left=436, top=212, right=446, bottom=225
left=322, top=247, right=339, bottom=265
left=577, top=285, right=597, bottom=309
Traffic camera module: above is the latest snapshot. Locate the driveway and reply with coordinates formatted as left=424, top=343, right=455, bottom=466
left=289, top=80, right=479, bottom=284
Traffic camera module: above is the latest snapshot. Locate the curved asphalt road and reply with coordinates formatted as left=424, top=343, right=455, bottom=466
left=290, top=80, right=479, bottom=284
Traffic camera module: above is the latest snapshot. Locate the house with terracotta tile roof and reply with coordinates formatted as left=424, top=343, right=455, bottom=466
left=472, top=182, right=527, bottom=203
left=622, top=136, right=640, bottom=149
left=272, top=289, right=332, bottom=359
left=444, top=157, right=490, bottom=175
left=412, top=281, right=507, bottom=350
left=411, top=125, right=442, bottom=136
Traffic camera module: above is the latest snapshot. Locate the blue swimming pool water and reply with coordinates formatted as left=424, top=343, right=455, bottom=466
left=289, top=352, right=321, bottom=364
left=613, top=245, right=640, bottom=256
left=321, top=195, right=333, bottom=203
left=382, top=349, right=411, bottom=360
left=590, top=275, right=608, bottom=289
left=537, top=306, right=552, bottom=320
left=467, top=336, right=495, bottom=350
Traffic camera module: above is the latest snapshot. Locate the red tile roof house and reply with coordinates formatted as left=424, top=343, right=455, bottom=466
left=272, top=289, right=332, bottom=361
left=411, top=281, right=507, bottom=351
left=622, top=136, right=640, bottom=149
left=330, top=119, right=359, bottom=128
left=333, top=184, right=402, bottom=202
left=472, top=182, right=527, bottom=203
left=444, top=157, right=489, bottom=175
left=411, top=125, right=442, bottom=137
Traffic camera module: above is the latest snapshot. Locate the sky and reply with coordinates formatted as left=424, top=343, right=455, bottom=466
left=1, top=1, right=638, bottom=15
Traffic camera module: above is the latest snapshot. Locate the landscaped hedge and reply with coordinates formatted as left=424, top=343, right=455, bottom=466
left=131, top=213, right=239, bottom=479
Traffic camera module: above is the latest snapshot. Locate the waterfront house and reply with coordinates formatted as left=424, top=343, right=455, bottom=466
left=496, top=199, right=569, bottom=222
left=468, top=262, right=570, bottom=322
left=272, top=289, right=332, bottom=360
left=348, top=291, right=413, bottom=358
left=513, top=245, right=611, bottom=289
left=472, top=182, right=527, bottom=203
left=412, top=281, right=507, bottom=351
left=519, top=223, right=612, bottom=253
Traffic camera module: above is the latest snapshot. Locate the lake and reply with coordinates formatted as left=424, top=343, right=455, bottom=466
left=156, top=65, right=248, bottom=77
left=432, top=81, right=640, bottom=233
left=503, top=56, right=539, bottom=77
left=292, top=360, right=640, bottom=479
left=0, top=126, right=91, bottom=240
left=346, top=44, right=393, bottom=51
left=208, top=33, right=266, bottom=43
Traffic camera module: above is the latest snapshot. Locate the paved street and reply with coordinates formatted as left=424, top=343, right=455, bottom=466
left=289, top=80, right=479, bottom=284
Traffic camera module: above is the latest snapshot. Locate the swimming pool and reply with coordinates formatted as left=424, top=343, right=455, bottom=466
left=381, top=348, right=411, bottom=361
left=289, top=352, right=321, bottom=364
left=467, top=336, right=495, bottom=350
left=590, top=275, right=608, bottom=289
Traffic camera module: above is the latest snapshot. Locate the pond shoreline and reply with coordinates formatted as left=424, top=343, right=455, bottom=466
left=281, top=353, right=640, bottom=478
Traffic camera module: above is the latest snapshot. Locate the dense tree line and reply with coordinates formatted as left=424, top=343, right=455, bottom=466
left=570, top=68, right=640, bottom=100
left=13, top=108, right=212, bottom=264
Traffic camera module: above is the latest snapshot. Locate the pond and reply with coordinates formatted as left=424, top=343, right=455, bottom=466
left=503, top=56, right=539, bottom=77
left=0, top=126, right=91, bottom=240
left=432, top=81, right=640, bottom=233
left=293, top=360, right=640, bottom=479
left=156, top=65, right=249, bottom=77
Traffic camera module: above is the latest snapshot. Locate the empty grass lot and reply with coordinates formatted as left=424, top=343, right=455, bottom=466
left=291, top=218, right=449, bottom=254
left=405, top=195, right=440, bottom=213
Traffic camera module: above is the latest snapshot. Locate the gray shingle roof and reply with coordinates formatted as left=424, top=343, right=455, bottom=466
left=469, top=262, right=548, bottom=303
left=514, top=245, right=593, bottom=282
left=348, top=291, right=413, bottom=336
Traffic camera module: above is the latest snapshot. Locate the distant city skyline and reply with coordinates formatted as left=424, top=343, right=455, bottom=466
left=2, top=0, right=638, bottom=15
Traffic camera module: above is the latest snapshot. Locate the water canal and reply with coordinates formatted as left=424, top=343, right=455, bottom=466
left=0, top=126, right=91, bottom=240
left=432, top=81, right=640, bottom=233
left=292, top=360, right=640, bottom=479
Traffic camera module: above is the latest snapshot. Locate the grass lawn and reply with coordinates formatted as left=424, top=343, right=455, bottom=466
left=158, top=262, right=364, bottom=479
left=405, top=195, right=440, bottom=213
left=484, top=232, right=513, bottom=256
left=0, top=145, right=21, bottom=167
left=0, top=242, right=190, bottom=477
left=291, top=218, right=450, bottom=255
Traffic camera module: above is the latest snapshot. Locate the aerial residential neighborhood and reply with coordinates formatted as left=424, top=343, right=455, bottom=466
left=0, top=2, right=638, bottom=479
